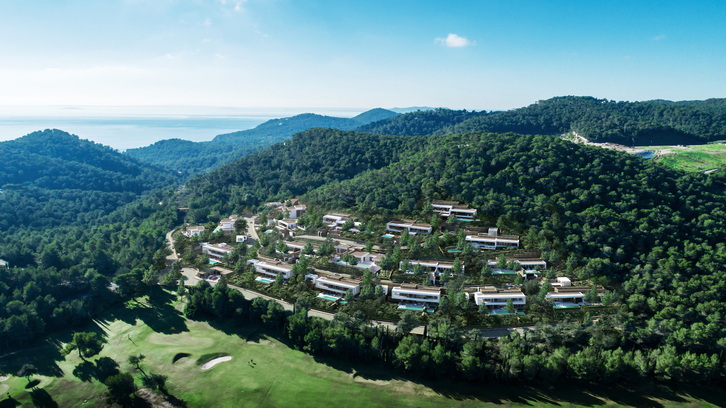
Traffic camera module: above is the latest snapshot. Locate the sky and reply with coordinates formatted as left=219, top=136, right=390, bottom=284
left=0, top=0, right=725, bottom=112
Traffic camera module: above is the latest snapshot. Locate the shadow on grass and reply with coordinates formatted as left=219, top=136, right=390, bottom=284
left=72, top=357, right=119, bottom=383
left=29, top=388, right=58, bottom=408
left=98, top=287, right=188, bottom=336
left=0, top=398, right=20, bottom=408
left=172, top=353, right=191, bottom=364
left=0, top=342, right=65, bottom=379
left=24, top=379, right=40, bottom=389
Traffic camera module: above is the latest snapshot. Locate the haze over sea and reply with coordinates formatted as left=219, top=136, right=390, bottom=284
left=0, top=106, right=367, bottom=151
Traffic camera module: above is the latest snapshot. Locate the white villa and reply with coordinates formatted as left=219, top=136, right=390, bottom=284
left=287, top=240, right=320, bottom=254
left=487, top=254, right=546, bottom=280
left=285, top=204, right=307, bottom=219
left=218, top=215, right=239, bottom=234
left=391, top=284, right=441, bottom=305
left=466, top=227, right=520, bottom=249
left=401, top=259, right=465, bottom=274
left=201, top=242, right=234, bottom=262
left=323, top=212, right=353, bottom=228
left=431, top=200, right=477, bottom=220
left=277, top=219, right=298, bottom=230
left=249, top=259, right=294, bottom=281
left=473, top=287, right=526, bottom=313
left=314, top=275, right=361, bottom=296
left=386, top=219, right=432, bottom=235
left=182, top=225, right=205, bottom=238
left=545, top=286, right=605, bottom=309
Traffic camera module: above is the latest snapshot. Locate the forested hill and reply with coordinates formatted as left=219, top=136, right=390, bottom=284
left=182, top=128, right=423, bottom=222
left=125, top=108, right=399, bottom=177
left=358, top=96, right=726, bottom=145
left=0, top=129, right=180, bottom=231
left=303, top=132, right=726, bottom=359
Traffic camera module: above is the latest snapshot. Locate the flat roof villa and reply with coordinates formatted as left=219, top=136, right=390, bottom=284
left=466, top=227, right=519, bottom=249
left=392, top=284, right=441, bottom=307
left=182, top=225, right=205, bottom=238
left=401, top=259, right=465, bottom=274
left=201, top=242, right=234, bottom=262
left=286, top=240, right=320, bottom=254
left=473, top=286, right=526, bottom=314
left=314, top=275, right=361, bottom=296
left=386, top=219, right=432, bottom=235
left=431, top=200, right=477, bottom=219
left=250, top=259, right=294, bottom=281
left=545, top=286, right=605, bottom=309
left=277, top=219, right=298, bottom=230
left=284, top=204, right=307, bottom=219
left=487, top=254, right=546, bottom=280
left=323, top=212, right=352, bottom=228
left=218, top=215, right=239, bottom=234
left=335, top=243, right=364, bottom=254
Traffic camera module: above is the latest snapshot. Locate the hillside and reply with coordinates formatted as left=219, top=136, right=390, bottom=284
left=125, top=108, right=399, bottom=177
left=182, top=127, right=423, bottom=222
left=0, top=129, right=180, bottom=232
left=358, top=96, right=726, bottom=145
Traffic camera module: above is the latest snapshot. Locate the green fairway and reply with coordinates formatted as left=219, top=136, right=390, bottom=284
left=655, top=143, right=726, bottom=172
left=0, top=290, right=723, bottom=408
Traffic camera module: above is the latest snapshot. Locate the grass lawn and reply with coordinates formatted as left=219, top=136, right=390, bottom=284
left=0, top=290, right=723, bottom=408
left=655, top=143, right=726, bottom=172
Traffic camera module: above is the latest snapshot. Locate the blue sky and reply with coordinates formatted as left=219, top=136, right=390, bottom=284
left=0, top=0, right=724, bottom=111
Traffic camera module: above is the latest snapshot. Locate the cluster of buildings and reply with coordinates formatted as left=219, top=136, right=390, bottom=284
left=185, top=198, right=605, bottom=314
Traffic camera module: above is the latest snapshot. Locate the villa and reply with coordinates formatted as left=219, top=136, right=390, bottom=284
left=182, top=225, right=205, bottom=238
left=487, top=254, right=546, bottom=280
left=277, top=219, right=298, bottom=230
left=323, top=212, right=353, bottom=229
left=284, top=204, right=307, bottom=219
left=473, top=286, right=526, bottom=314
left=313, top=275, right=361, bottom=296
left=386, top=219, right=432, bottom=235
left=545, top=286, right=605, bottom=309
left=401, top=259, right=465, bottom=274
left=249, top=259, right=294, bottom=282
left=431, top=200, right=477, bottom=220
left=391, top=284, right=441, bottom=306
left=201, top=242, right=234, bottom=263
left=218, top=215, right=239, bottom=234
left=286, top=240, right=321, bottom=254
left=466, top=227, right=519, bottom=249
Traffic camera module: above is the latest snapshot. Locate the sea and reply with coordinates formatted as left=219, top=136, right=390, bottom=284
left=0, top=106, right=366, bottom=151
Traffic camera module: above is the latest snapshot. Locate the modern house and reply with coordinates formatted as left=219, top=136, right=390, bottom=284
left=545, top=286, right=605, bottom=309
left=473, top=286, right=526, bottom=314
left=401, top=259, right=465, bottom=274
left=391, top=284, right=441, bottom=306
left=549, top=277, right=572, bottom=287
left=201, top=242, right=234, bottom=263
left=182, top=225, right=205, bottom=238
left=217, top=215, right=239, bottom=234
left=284, top=204, right=307, bottom=219
left=487, top=254, right=546, bottom=280
left=431, top=200, right=477, bottom=220
left=249, top=259, right=294, bottom=282
left=286, top=240, right=320, bottom=254
left=323, top=213, right=353, bottom=229
left=386, top=219, right=432, bottom=235
left=277, top=219, right=298, bottom=230
left=314, top=275, right=361, bottom=296
left=466, top=227, right=519, bottom=249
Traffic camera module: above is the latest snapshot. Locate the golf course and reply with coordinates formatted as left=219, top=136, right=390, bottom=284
left=0, top=289, right=722, bottom=408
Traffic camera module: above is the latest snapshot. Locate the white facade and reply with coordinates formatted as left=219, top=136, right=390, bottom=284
left=201, top=243, right=234, bottom=262
left=323, top=213, right=351, bottom=228
left=254, top=260, right=294, bottom=280
left=236, top=235, right=248, bottom=243
left=473, top=288, right=526, bottom=308
left=314, top=275, right=361, bottom=296
left=401, top=259, right=465, bottom=274
left=467, top=234, right=520, bottom=249
left=182, top=225, right=205, bottom=238
left=284, top=205, right=307, bottom=219
left=486, top=257, right=546, bottom=270
left=277, top=219, right=298, bottom=230
left=386, top=219, right=432, bottom=235
left=391, top=285, right=441, bottom=304
left=431, top=200, right=477, bottom=219
left=218, top=215, right=239, bottom=234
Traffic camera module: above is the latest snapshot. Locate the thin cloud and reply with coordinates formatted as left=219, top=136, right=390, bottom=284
left=435, top=33, right=473, bottom=48
left=215, top=53, right=226, bottom=59
left=653, top=34, right=667, bottom=41
left=204, top=18, right=211, bottom=26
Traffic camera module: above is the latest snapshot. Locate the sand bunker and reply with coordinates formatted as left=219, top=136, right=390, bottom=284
left=201, top=356, right=232, bottom=370
left=0, top=375, right=8, bottom=381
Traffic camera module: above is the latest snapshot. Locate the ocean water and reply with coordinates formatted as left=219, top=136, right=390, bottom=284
left=0, top=106, right=365, bottom=151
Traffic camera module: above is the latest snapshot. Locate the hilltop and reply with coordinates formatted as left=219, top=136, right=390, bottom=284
left=358, top=96, right=726, bottom=145
left=125, top=108, right=399, bottom=177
